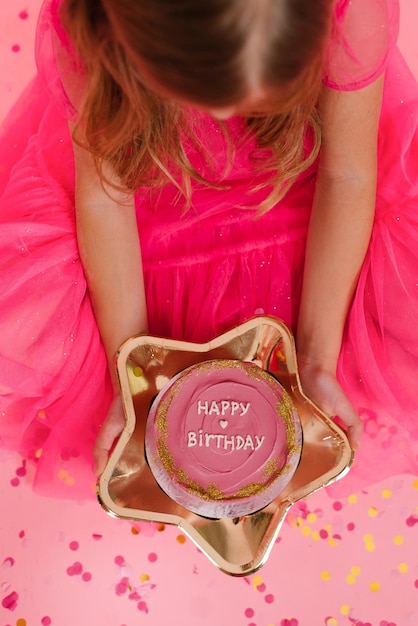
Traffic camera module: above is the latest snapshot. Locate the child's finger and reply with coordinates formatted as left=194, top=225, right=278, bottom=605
left=93, top=399, right=125, bottom=475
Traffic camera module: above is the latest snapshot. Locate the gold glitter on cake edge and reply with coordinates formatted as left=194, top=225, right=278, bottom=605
left=151, top=359, right=302, bottom=503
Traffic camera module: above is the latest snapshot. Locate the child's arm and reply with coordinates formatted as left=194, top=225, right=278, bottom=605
left=71, top=127, right=148, bottom=473
left=297, top=75, right=384, bottom=449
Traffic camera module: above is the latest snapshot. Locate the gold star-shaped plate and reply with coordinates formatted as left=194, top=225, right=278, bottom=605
left=97, top=316, right=353, bottom=576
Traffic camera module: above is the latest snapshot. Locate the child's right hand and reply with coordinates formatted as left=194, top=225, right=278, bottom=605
left=93, top=394, right=126, bottom=476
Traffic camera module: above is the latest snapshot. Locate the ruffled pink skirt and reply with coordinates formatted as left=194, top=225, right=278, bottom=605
left=1, top=46, right=417, bottom=500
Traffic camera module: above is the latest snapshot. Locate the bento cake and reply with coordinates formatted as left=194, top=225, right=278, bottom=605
left=145, top=359, right=302, bottom=518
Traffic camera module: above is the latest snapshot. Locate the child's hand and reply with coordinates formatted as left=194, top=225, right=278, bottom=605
left=93, top=394, right=126, bottom=476
left=297, top=357, right=363, bottom=451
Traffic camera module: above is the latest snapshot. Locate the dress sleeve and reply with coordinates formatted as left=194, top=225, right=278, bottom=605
left=35, top=0, right=85, bottom=119
left=324, top=0, right=400, bottom=91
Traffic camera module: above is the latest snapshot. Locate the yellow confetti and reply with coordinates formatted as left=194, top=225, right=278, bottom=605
left=311, top=531, right=320, bottom=541
left=133, top=366, right=143, bottom=377
left=140, top=573, right=150, bottom=583
left=398, top=563, right=409, bottom=573
left=252, top=575, right=263, bottom=590
left=340, top=605, right=350, bottom=616
left=382, top=488, right=392, bottom=499
left=370, top=581, right=380, bottom=592
left=413, top=478, right=418, bottom=490
left=58, top=469, right=75, bottom=486
left=368, top=506, right=378, bottom=517
left=307, top=512, right=317, bottom=523
left=394, top=535, right=404, bottom=545
left=326, top=618, right=338, bottom=625
left=328, top=536, right=338, bottom=547
left=321, top=570, right=331, bottom=581
left=301, top=525, right=312, bottom=536
left=286, top=516, right=299, bottom=529
left=16, top=620, right=27, bottom=626
left=176, top=534, right=186, bottom=544
left=346, top=564, right=361, bottom=585
left=363, top=533, right=375, bottom=552
left=347, top=494, right=357, bottom=504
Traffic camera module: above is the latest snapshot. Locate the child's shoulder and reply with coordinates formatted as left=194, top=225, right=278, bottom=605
left=35, top=0, right=85, bottom=119
left=325, top=0, right=400, bottom=90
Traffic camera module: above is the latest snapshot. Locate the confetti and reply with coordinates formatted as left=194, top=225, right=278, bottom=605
left=2, top=591, right=18, bottom=611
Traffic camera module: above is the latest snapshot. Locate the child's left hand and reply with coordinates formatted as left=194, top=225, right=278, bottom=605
left=297, top=357, right=363, bottom=451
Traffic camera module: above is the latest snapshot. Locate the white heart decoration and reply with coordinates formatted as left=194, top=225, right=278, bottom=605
left=219, top=420, right=229, bottom=429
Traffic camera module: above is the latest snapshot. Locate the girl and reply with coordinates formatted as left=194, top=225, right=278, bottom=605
left=0, top=0, right=417, bottom=499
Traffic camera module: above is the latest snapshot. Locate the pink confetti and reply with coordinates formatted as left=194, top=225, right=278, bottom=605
left=115, top=577, right=129, bottom=596
left=11, top=45, right=21, bottom=53
left=147, top=552, right=157, bottom=563
left=137, top=601, right=149, bottom=613
left=114, top=555, right=125, bottom=566
left=82, top=572, right=92, bottom=582
left=16, top=462, right=27, bottom=477
left=333, top=501, right=343, bottom=511
left=69, top=541, right=79, bottom=551
left=2, top=591, right=18, bottom=611
left=61, top=448, right=71, bottom=461
left=10, top=478, right=20, bottom=487
left=41, top=618, right=52, bottom=626
left=2, top=557, right=15, bottom=568
left=18, top=10, right=29, bottom=19
left=128, top=591, right=141, bottom=601
left=66, top=561, right=83, bottom=576
left=245, top=608, right=255, bottom=618
left=264, top=593, right=275, bottom=604
left=280, top=620, right=299, bottom=626
left=406, top=515, right=418, bottom=527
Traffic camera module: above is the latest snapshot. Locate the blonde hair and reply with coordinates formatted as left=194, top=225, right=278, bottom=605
left=61, top=0, right=333, bottom=211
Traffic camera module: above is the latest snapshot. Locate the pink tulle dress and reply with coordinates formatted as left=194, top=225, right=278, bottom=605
left=0, top=0, right=417, bottom=499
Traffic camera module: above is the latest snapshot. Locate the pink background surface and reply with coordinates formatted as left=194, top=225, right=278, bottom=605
left=1, top=3, right=418, bottom=626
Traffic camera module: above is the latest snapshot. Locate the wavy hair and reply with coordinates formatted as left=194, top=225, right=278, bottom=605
left=60, top=0, right=334, bottom=211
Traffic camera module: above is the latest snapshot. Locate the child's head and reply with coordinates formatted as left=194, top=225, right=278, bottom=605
left=100, top=0, right=333, bottom=115
left=62, top=0, right=334, bottom=207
